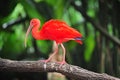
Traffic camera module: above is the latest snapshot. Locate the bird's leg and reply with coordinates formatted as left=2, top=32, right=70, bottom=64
left=44, top=43, right=58, bottom=63
left=58, top=44, right=66, bottom=67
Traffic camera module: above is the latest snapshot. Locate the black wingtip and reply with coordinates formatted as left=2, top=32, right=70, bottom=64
left=74, top=37, right=84, bottom=40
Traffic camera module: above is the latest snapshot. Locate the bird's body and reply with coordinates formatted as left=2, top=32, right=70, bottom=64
left=25, top=18, right=82, bottom=66
left=32, top=19, right=82, bottom=44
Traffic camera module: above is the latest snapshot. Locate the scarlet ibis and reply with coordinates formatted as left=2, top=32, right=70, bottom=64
left=25, top=18, right=82, bottom=66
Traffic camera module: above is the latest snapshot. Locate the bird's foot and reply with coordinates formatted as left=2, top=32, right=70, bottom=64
left=40, top=59, right=51, bottom=63
left=58, top=60, right=66, bottom=68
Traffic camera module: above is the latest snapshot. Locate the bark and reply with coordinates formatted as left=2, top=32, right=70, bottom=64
left=0, top=58, right=119, bottom=80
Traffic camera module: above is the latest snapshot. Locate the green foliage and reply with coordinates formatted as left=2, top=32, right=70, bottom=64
left=84, top=23, right=95, bottom=62
left=46, top=0, right=65, bottom=18
left=87, top=0, right=98, bottom=18
left=37, top=40, right=52, bottom=54
left=20, top=0, right=44, bottom=21
left=0, top=25, right=24, bottom=59
left=84, top=35, right=95, bottom=62
left=0, top=0, right=18, bottom=18
left=0, top=3, right=25, bottom=25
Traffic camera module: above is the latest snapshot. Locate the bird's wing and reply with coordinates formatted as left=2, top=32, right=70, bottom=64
left=41, top=20, right=82, bottom=43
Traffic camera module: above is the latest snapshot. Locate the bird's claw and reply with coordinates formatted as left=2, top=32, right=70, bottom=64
left=58, top=61, right=66, bottom=68
left=40, top=59, right=50, bottom=63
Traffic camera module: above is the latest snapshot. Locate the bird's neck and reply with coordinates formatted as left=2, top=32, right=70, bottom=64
left=32, top=25, right=44, bottom=40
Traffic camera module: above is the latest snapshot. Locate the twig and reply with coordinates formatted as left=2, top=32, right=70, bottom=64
left=71, top=2, right=120, bottom=47
left=0, top=58, right=119, bottom=80
left=2, top=17, right=28, bottom=29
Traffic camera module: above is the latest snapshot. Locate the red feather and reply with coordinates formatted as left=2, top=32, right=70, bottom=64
left=38, top=19, right=82, bottom=44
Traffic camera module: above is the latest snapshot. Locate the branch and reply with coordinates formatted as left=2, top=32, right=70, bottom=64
left=2, top=17, right=28, bottom=30
left=0, top=58, right=119, bottom=80
left=71, top=2, right=120, bottom=47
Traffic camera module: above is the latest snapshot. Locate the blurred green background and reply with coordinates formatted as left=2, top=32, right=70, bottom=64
left=0, top=0, right=120, bottom=80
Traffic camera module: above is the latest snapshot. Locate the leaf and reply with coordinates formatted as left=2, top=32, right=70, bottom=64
left=46, top=0, right=65, bottom=18
left=20, top=0, right=45, bottom=23
left=84, top=35, right=95, bottom=62
left=0, top=25, right=24, bottom=59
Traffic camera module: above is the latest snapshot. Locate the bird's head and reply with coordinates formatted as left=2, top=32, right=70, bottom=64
left=30, top=18, right=40, bottom=27
left=24, top=18, right=40, bottom=47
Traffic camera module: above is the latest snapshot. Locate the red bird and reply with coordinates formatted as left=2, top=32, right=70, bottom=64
left=25, top=18, right=82, bottom=66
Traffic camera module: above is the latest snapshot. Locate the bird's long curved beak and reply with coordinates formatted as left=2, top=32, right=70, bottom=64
left=24, top=25, right=32, bottom=47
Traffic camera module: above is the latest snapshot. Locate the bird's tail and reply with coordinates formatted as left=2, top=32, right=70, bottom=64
left=74, top=37, right=83, bottom=44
